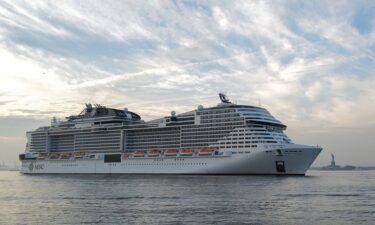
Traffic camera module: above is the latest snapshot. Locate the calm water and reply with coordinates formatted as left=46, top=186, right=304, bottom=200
left=0, top=171, right=374, bottom=225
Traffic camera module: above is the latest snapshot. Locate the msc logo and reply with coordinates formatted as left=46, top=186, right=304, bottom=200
left=28, top=162, right=34, bottom=171
left=28, top=162, right=44, bottom=171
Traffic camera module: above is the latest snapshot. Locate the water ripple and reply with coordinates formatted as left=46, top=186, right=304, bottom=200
left=0, top=170, right=374, bottom=225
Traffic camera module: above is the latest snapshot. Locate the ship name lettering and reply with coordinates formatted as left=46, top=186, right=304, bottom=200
left=34, top=164, right=44, bottom=170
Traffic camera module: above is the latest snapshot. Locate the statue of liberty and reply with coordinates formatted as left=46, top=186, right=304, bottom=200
left=330, top=153, right=336, bottom=167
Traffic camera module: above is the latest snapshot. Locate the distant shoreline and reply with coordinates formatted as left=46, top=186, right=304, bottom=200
left=311, top=166, right=375, bottom=171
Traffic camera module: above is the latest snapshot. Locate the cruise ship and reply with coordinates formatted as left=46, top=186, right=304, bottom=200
left=19, top=93, right=322, bottom=175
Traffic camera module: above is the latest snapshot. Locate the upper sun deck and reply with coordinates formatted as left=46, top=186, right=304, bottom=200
left=195, top=94, right=286, bottom=129
left=66, top=104, right=141, bottom=121
left=33, top=104, right=143, bottom=132
left=146, top=93, right=286, bottom=129
left=32, top=93, right=285, bottom=133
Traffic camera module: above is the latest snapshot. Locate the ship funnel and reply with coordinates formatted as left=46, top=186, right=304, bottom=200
left=219, top=93, right=231, bottom=103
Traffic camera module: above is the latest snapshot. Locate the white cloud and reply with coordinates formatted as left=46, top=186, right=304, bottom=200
left=0, top=1, right=75, bottom=38
left=0, top=135, right=24, bottom=141
left=305, top=82, right=323, bottom=100
left=0, top=0, right=374, bottom=130
left=213, top=7, right=229, bottom=29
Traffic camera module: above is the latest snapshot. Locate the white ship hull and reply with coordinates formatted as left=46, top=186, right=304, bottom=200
left=21, top=146, right=321, bottom=175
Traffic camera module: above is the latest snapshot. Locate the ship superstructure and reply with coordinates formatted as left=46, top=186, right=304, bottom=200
left=19, top=94, right=322, bottom=175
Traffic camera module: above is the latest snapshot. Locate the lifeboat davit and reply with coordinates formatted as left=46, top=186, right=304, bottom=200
left=164, top=149, right=178, bottom=156
left=49, top=153, right=60, bottom=159
left=38, top=152, right=47, bottom=159
left=122, top=152, right=133, bottom=158
left=179, top=149, right=195, bottom=156
left=199, top=148, right=215, bottom=156
left=73, top=152, right=84, bottom=159
left=133, top=151, right=145, bottom=157
left=147, top=150, right=161, bottom=157
left=60, top=153, right=72, bottom=159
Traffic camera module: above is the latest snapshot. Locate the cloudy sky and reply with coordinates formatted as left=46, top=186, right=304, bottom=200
left=0, top=0, right=374, bottom=166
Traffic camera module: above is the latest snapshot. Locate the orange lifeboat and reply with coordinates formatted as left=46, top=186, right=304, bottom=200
left=179, top=149, right=195, bottom=156
left=164, top=149, right=178, bottom=156
left=133, top=151, right=145, bottom=157
left=60, top=153, right=72, bottom=159
left=73, top=152, right=84, bottom=159
left=122, top=152, right=133, bottom=158
left=38, top=152, right=47, bottom=159
left=147, top=150, right=161, bottom=157
left=49, top=153, right=60, bottom=159
left=199, top=148, right=215, bottom=156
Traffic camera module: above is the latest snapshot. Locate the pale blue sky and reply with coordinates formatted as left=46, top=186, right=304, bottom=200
left=0, top=0, right=374, bottom=166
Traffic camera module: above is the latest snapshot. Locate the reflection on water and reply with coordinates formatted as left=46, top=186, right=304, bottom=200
left=0, top=171, right=374, bottom=224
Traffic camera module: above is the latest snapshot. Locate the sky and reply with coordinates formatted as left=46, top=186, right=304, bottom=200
left=0, top=0, right=374, bottom=166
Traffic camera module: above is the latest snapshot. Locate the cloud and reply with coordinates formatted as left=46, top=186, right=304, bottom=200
left=0, top=1, right=74, bottom=38
left=0, top=0, right=374, bottom=130
left=0, top=135, right=24, bottom=141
